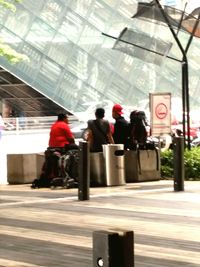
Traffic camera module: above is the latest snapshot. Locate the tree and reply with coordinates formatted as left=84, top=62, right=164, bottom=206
left=0, top=0, right=29, bottom=63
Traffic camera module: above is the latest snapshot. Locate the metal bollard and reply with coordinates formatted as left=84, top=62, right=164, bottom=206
left=78, top=141, right=90, bottom=200
left=173, top=136, right=184, bottom=191
left=93, top=230, right=134, bottom=267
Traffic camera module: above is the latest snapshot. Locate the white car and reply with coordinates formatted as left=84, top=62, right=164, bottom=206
left=71, top=122, right=88, bottom=139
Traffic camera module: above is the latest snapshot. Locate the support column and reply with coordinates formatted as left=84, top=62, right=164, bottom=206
left=78, top=141, right=90, bottom=200
left=173, top=136, right=185, bottom=191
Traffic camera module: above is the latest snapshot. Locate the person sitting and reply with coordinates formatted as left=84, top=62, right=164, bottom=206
left=31, top=114, right=78, bottom=188
left=87, top=108, right=114, bottom=152
left=48, top=113, right=77, bottom=151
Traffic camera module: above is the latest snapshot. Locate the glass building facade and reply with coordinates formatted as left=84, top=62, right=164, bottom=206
left=0, top=0, right=200, bottom=118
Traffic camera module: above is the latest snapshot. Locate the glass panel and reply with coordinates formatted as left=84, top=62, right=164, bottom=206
left=117, top=0, right=137, bottom=18
left=66, top=47, right=90, bottom=80
left=96, top=48, right=121, bottom=69
left=87, top=62, right=110, bottom=93
left=48, top=33, right=74, bottom=66
left=113, top=28, right=173, bottom=66
left=25, top=19, right=55, bottom=53
left=0, top=28, right=22, bottom=49
left=59, top=10, right=84, bottom=43
left=88, top=1, right=113, bottom=30
left=5, top=7, right=33, bottom=38
left=74, top=83, right=101, bottom=111
left=34, top=58, right=62, bottom=94
left=21, top=0, right=45, bottom=14
left=117, top=54, right=134, bottom=76
left=70, top=0, right=92, bottom=18
left=78, top=24, right=102, bottom=53
left=40, top=0, right=65, bottom=29
left=101, top=0, right=118, bottom=8
left=40, top=59, right=62, bottom=82
left=16, top=43, right=43, bottom=81
left=106, top=74, right=130, bottom=103
left=58, top=72, right=83, bottom=110
left=0, top=5, right=9, bottom=25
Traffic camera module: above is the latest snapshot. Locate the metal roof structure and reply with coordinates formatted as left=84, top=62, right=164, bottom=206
left=0, top=67, right=69, bottom=116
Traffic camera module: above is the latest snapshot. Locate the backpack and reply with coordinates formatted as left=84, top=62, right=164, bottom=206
left=130, top=110, right=148, bottom=126
left=129, top=110, right=148, bottom=149
left=31, top=147, right=79, bottom=188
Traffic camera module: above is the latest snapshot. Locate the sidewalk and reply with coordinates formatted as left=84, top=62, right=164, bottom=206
left=0, top=180, right=200, bottom=266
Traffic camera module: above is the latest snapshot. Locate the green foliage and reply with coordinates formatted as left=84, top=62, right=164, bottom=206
left=161, top=147, right=200, bottom=180
left=0, top=0, right=21, bottom=12
left=160, top=149, right=173, bottom=178
left=0, top=0, right=28, bottom=63
left=0, top=38, right=29, bottom=63
left=184, top=147, right=200, bottom=180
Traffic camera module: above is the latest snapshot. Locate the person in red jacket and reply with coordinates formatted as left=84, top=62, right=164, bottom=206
left=31, top=114, right=77, bottom=189
left=48, top=113, right=75, bottom=148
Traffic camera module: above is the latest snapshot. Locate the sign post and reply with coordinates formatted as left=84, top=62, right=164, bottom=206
left=150, top=92, right=171, bottom=136
left=150, top=92, right=184, bottom=191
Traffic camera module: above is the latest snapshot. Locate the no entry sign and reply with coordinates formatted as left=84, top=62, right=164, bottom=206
left=155, top=103, right=168, bottom=120
left=150, top=93, right=171, bottom=136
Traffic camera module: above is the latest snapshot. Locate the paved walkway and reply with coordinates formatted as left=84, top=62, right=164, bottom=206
left=0, top=180, right=200, bottom=266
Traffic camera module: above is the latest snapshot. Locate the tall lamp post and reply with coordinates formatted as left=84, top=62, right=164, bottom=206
left=155, top=0, right=200, bottom=150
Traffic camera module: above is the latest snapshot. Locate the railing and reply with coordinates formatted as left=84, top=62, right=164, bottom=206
left=3, top=115, right=79, bottom=133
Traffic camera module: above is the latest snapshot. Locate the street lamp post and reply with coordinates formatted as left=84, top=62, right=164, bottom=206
left=155, top=0, right=200, bottom=150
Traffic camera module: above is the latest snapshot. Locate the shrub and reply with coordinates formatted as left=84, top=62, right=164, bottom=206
left=161, top=147, right=200, bottom=180
left=160, top=149, right=173, bottom=178
left=184, top=147, right=200, bottom=180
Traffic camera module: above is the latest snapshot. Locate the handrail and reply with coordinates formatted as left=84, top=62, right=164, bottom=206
left=3, top=115, right=79, bottom=133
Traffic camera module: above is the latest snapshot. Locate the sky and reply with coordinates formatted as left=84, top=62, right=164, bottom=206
left=184, top=0, right=200, bottom=12
left=161, top=0, right=200, bottom=13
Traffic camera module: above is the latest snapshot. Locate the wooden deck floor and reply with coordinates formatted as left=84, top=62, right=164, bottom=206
left=0, top=180, right=200, bottom=267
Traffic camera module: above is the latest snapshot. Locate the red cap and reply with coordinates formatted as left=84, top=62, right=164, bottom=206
left=112, top=104, right=123, bottom=115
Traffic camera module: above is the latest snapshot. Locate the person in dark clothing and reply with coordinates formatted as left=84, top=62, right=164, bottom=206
left=87, top=108, right=114, bottom=152
left=112, top=104, right=129, bottom=149
left=128, top=110, right=148, bottom=150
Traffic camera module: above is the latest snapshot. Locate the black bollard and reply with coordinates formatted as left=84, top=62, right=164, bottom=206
left=78, top=141, right=90, bottom=200
left=173, top=136, right=184, bottom=191
left=93, top=230, right=134, bottom=267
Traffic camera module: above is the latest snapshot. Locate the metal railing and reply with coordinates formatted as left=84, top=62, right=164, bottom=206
left=3, top=115, right=79, bottom=133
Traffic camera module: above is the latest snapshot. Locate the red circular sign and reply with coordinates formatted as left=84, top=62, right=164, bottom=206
left=155, top=103, right=168, bottom=119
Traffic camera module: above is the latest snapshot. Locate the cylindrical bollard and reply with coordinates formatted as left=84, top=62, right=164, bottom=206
left=78, top=141, right=90, bottom=200
left=93, top=230, right=134, bottom=267
left=173, top=136, right=184, bottom=191
left=102, top=144, right=125, bottom=186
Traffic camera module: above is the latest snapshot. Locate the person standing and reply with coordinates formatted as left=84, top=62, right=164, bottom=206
left=112, top=104, right=129, bottom=149
left=87, top=108, right=114, bottom=152
left=128, top=110, right=148, bottom=150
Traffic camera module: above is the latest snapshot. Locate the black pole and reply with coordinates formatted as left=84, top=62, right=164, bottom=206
left=155, top=1, right=189, bottom=147
left=183, top=12, right=200, bottom=150
left=78, top=141, right=90, bottom=200
left=173, top=136, right=184, bottom=191
left=182, top=59, right=186, bottom=146
left=184, top=59, right=191, bottom=149
left=93, top=230, right=134, bottom=267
